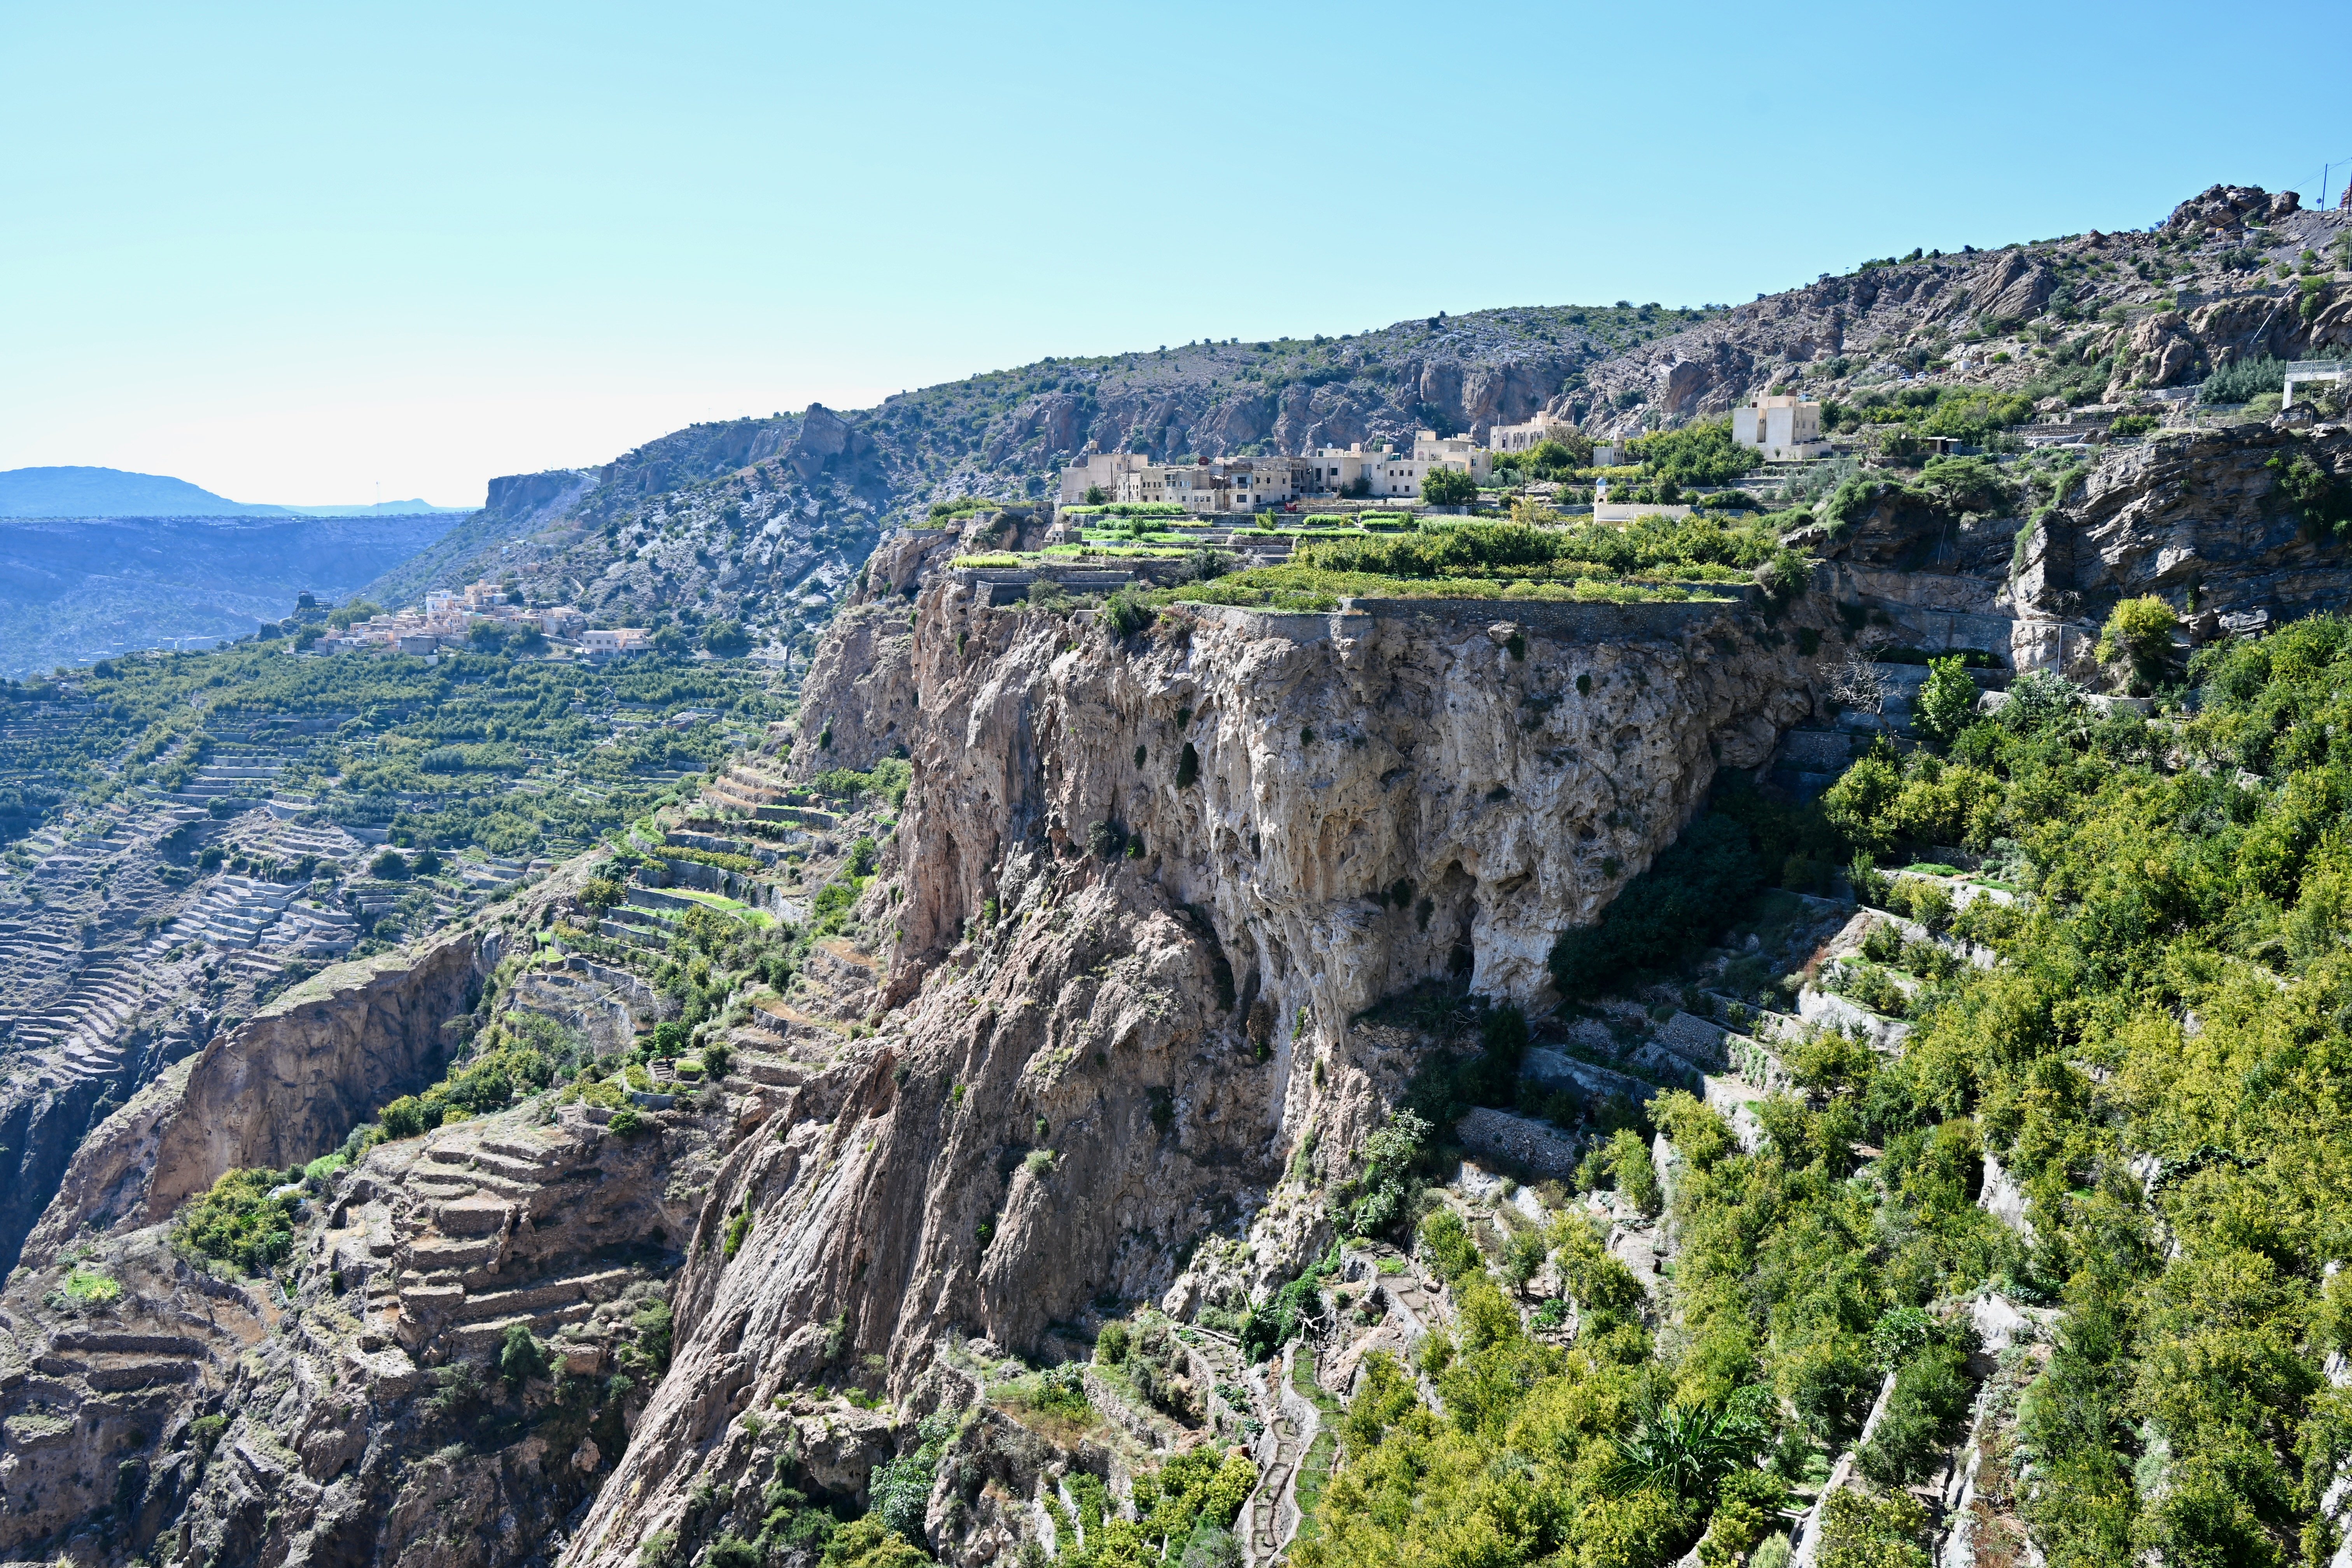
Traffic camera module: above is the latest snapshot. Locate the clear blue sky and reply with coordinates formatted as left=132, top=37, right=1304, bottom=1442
left=5, top=0, right=2348, bottom=507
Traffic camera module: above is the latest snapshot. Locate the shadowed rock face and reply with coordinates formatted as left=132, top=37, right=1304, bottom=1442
left=1802, top=420, right=2352, bottom=679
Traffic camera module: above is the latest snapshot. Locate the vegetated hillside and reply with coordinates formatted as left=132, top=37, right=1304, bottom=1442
left=0, top=466, right=284, bottom=518
left=0, top=631, right=786, bottom=1270
left=0, top=512, right=460, bottom=676
left=10, top=181, right=2352, bottom=1568
left=395, top=184, right=2352, bottom=652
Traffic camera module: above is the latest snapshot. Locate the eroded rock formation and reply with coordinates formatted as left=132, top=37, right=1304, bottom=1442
left=547, top=575, right=1834, bottom=1564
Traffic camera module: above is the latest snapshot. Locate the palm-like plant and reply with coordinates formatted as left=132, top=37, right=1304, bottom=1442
left=1605, top=1390, right=1773, bottom=1501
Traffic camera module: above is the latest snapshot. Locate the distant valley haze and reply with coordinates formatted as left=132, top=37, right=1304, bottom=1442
left=0, top=466, right=469, bottom=519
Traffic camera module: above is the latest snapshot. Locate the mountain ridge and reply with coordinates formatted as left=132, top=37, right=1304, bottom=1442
left=0, top=465, right=470, bottom=519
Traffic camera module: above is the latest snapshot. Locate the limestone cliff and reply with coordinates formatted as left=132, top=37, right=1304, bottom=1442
left=19, top=931, right=500, bottom=1270
left=551, top=578, right=1830, bottom=1565
left=1808, top=419, right=2352, bottom=679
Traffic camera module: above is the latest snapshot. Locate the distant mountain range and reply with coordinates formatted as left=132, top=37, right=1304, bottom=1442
left=0, top=513, right=462, bottom=676
left=0, top=466, right=472, bottom=519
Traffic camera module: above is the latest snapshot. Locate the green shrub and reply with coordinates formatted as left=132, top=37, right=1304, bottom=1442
left=1622, top=419, right=1759, bottom=487
left=1418, top=1208, right=1482, bottom=1281
left=1102, top=587, right=1152, bottom=636
left=1914, top=656, right=1981, bottom=749
left=809, top=757, right=912, bottom=809
left=2268, top=445, right=2352, bottom=537
left=177, top=1168, right=300, bottom=1275
left=2096, top=595, right=2179, bottom=684
left=1240, top=1248, right=1344, bottom=1361
left=2198, top=353, right=2285, bottom=404
left=1817, top=1488, right=1928, bottom=1568
left=61, top=1268, right=121, bottom=1304
left=1420, top=467, right=1479, bottom=506
left=498, top=1321, right=549, bottom=1386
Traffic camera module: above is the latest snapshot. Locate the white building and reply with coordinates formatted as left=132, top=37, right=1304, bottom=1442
left=1412, top=431, right=1493, bottom=484
left=1731, top=395, right=1832, bottom=462
left=583, top=628, right=651, bottom=655
left=1488, top=411, right=1580, bottom=454
left=1302, top=436, right=1483, bottom=500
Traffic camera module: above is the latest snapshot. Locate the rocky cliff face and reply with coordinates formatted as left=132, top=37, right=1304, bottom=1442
left=2020, top=420, right=2352, bottom=623
left=1573, top=190, right=2352, bottom=435
left=1804, top=419, right=2352, bottom=678
left=541, top=575, right=1834, bottom=1566
left=878, top=588, right=1821, bottom=1010
left=20, top=931, right=499, bottom=1271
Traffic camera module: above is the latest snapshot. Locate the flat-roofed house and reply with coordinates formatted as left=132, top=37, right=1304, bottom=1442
left=1731, top=395, right=1832, bottom=462
left=1058, top=452, right=1150, bottom=504
left=1488, top=411, right=1580, bottom=454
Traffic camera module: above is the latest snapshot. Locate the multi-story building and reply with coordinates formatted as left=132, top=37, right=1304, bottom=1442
left=1110, top=455, right=1318, bottom=514
left=1731, top=395, right=1832, bottom=462
left=1061, top=430, right=1491, bottom=514
left=1488, top=411, right=1580, bottom=453
left=1057, top=452, right=1151, bottom=505
left=582, top=628, right=651, bottom=655
left=1412, top=432, right=1493, bottom=484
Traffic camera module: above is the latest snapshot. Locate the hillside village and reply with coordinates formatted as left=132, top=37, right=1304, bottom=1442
left=310, top=579, right=655, bottom=660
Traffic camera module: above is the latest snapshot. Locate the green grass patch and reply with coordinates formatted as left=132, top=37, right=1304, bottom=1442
left=1158, top=565, right=1726, bottom=614
left=61, top=1269, right=122, bottom=1305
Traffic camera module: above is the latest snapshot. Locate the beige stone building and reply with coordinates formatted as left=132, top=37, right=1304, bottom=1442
left=1731, top=395, right=1832, bottom=462
left=1062, top=430, right=1490, bottom=514
left=1488, top=411, right=1580, bottom=454
left=1412, top=432, right=1493, bottom=484
left=1056, top=452, right=1151, bottom=505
